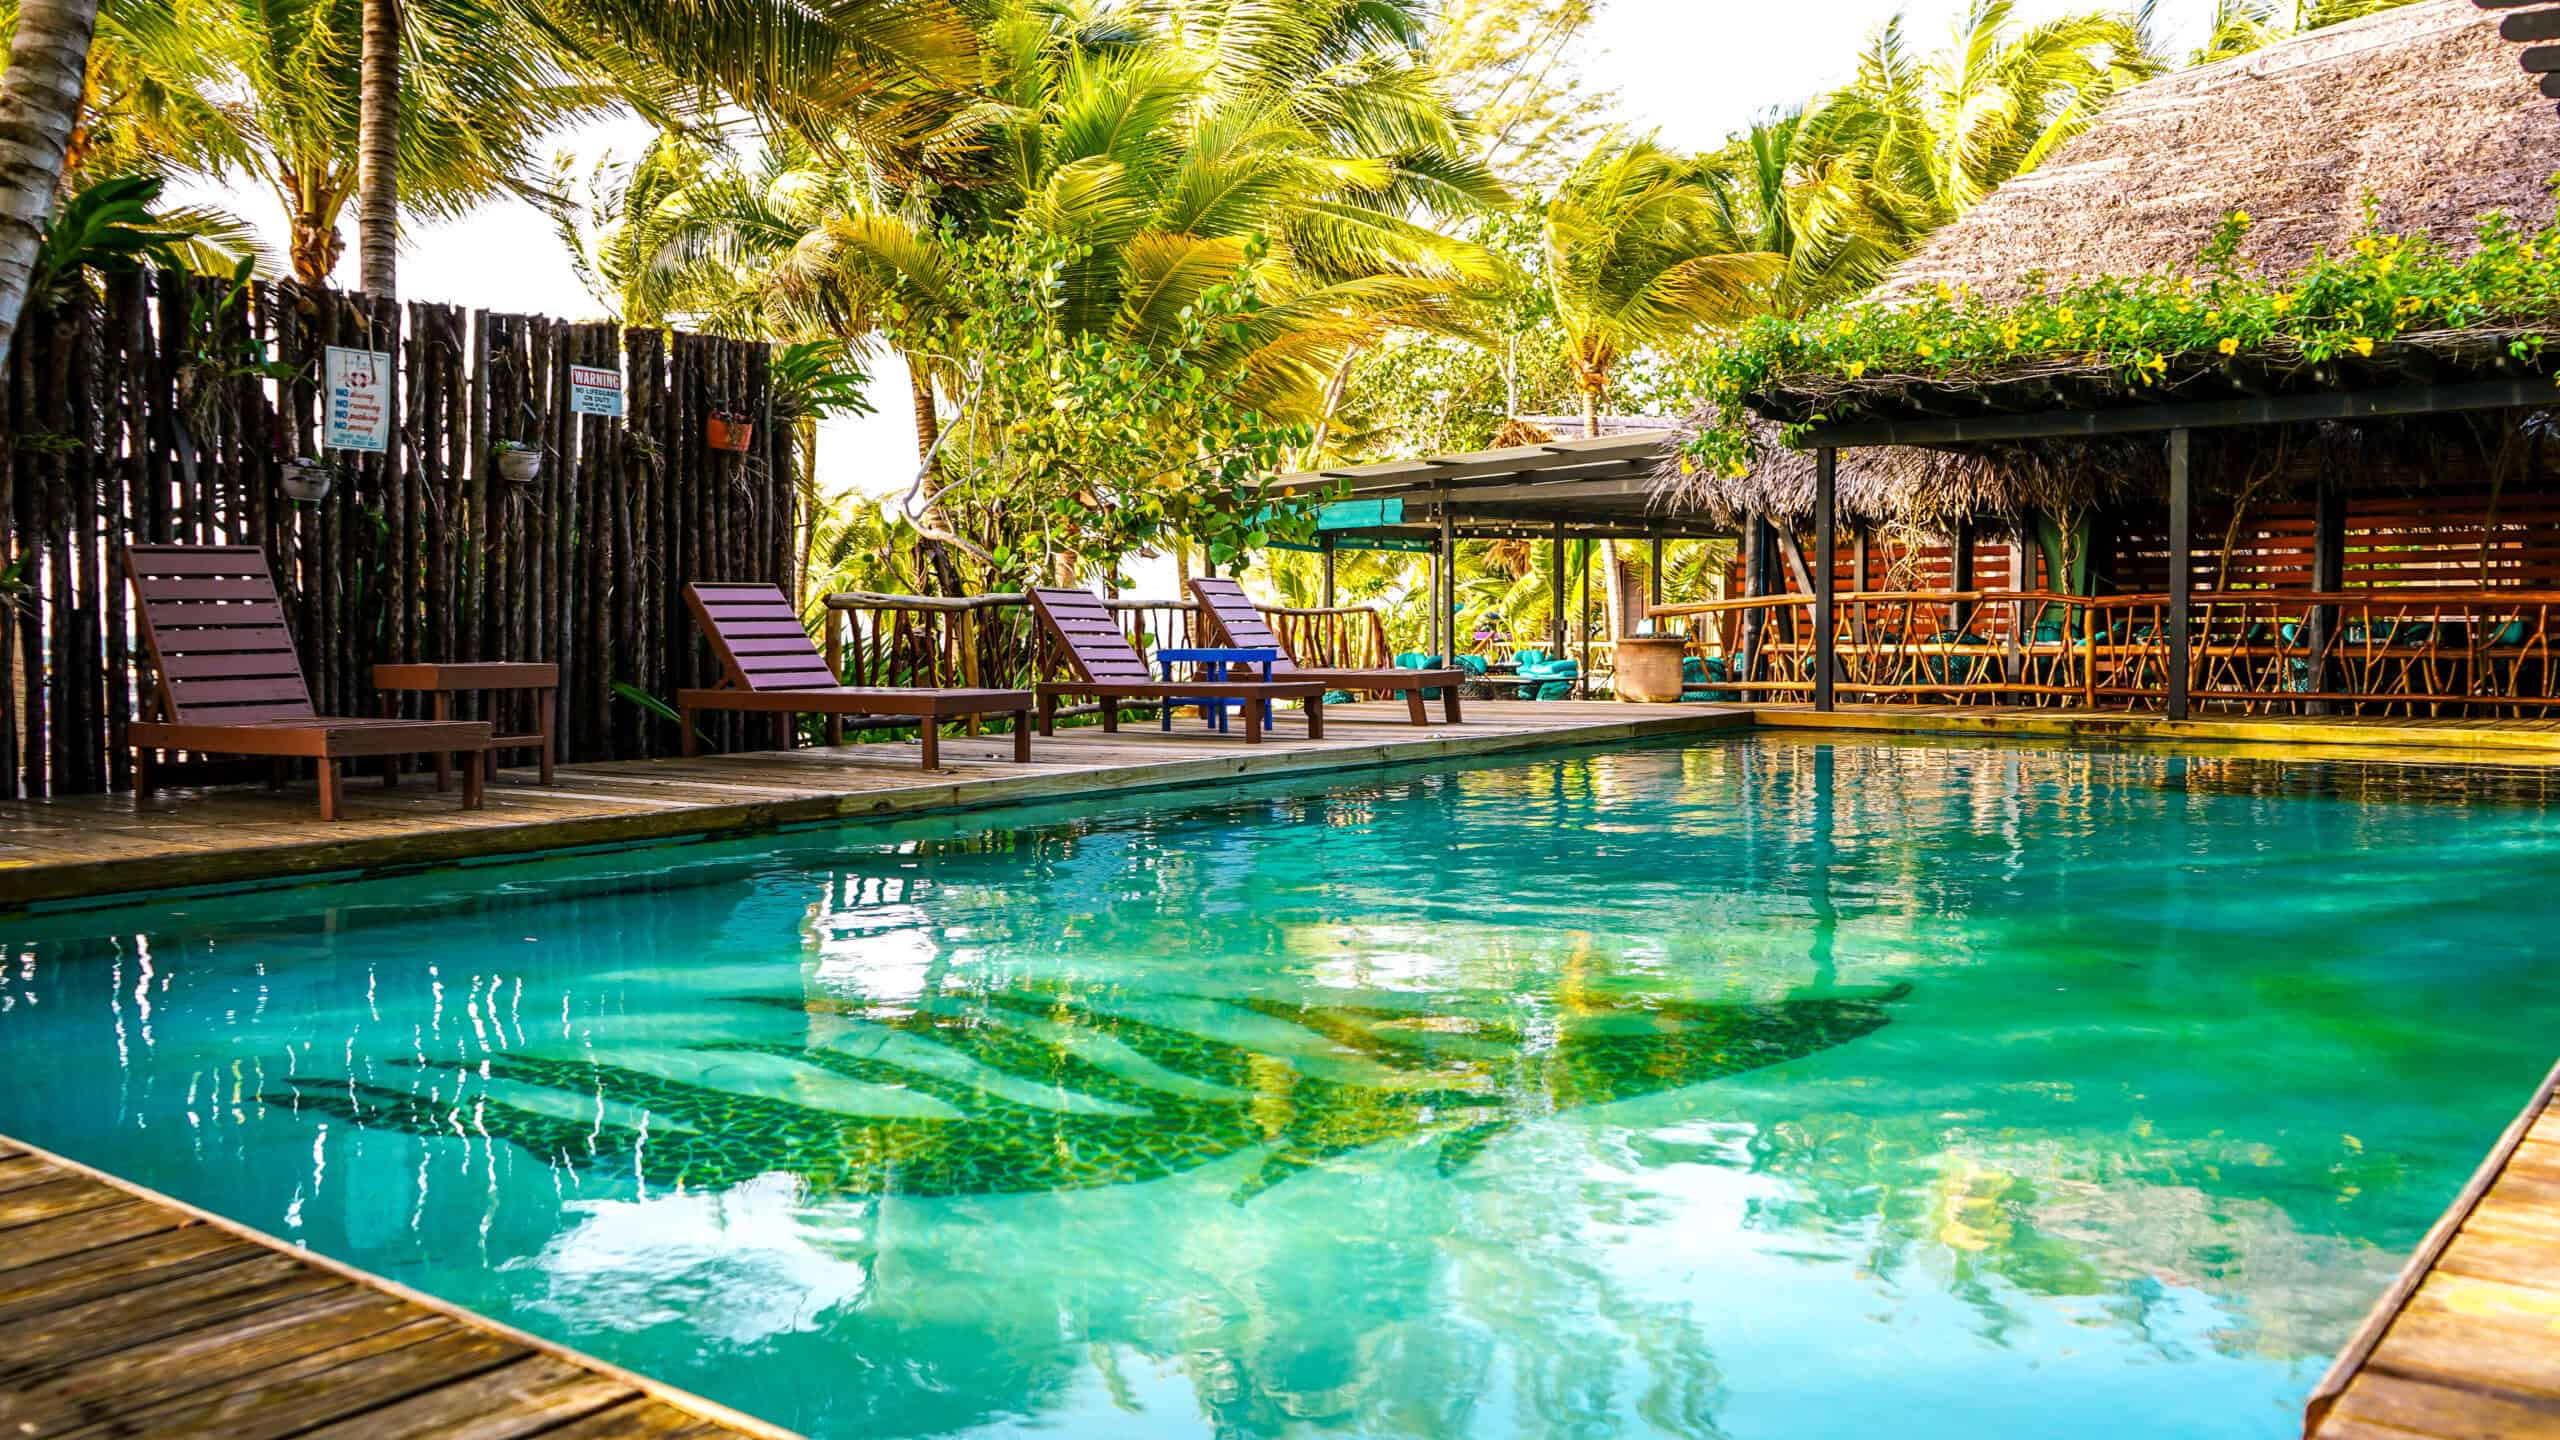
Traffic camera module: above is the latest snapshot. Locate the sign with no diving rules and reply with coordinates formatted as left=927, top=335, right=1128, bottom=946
left=324, top=346, right=394, bottom=453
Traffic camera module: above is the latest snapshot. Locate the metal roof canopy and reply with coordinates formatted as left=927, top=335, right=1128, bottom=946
left=1274, top=430, right=1725, bottom=540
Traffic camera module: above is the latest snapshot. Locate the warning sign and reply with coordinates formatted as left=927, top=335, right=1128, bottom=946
left=324, top=346, right=393, bottom=453
left=569, top=364, right=624, bottom=417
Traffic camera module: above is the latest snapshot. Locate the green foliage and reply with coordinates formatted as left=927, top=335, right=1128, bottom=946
left=1677, top=206, right=2560, bottom=479
left=30, top=174, right=189, bottom=300
left=769, top=339, right=874, bottom=422
left=880, top=227, right=1322, bottom=586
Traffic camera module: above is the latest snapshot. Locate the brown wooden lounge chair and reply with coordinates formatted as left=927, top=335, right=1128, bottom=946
left=678, top=582, right=1035, bottom=770
left=1027, top=586, right=1326, bottom=743
left=126, top=544, right=494, bottom=820
left=1188, top=576, right=1466, bottom=725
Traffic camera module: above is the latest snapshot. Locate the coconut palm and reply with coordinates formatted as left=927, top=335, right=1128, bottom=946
left=1543, top=133, right=1776, bottom=638
left=1801, top=3, right=2157, bottom=233
left=0, top=0, right=99, bottom=364
left=2190, top=0, right=2422, bottom=64
left=593, top=0, right=1505, bottom=456
left=356, top=0, right=396, bottom=294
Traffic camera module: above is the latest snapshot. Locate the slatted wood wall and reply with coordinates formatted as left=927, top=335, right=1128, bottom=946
left=2101, top=491, right=2560, bottom=592
left=0, top=271, right=798, bottom=799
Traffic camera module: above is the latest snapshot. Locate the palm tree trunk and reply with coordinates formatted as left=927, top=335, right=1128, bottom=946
left=357, top=0, right=402, bottom=296
left=1584, top=385, right=1640, bottom=646
left=0, top=0, right=100, bottom=368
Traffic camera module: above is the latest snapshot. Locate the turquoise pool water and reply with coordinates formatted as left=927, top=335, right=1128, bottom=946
left=3, top=735, right=2556, bottom=1438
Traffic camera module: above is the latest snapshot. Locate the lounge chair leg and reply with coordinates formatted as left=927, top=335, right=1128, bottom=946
left=1101, top=703, right=1118, bottom=734
left=383, top=754, right=399, bottom=788
left=1444, top=687, right=1463, bottom=724
left=268, top=759, right=290, bottom=791
left=316, top=759, right=342, bottom=821
left=461, top=751, right=485, bottom=811
left=681, top=707, right=700, bottom=757
left=1243, top=698, right=1262, bottom=744
left=1038, top=693, right=1057, bottom=736
left=920, top=723, right=940, bottom=771
left=1406, top=688, right=1427, bottom=724
left=1307, top=695, right=1324, bottom=739
left=134, top=746, right=156, bottom=800
left=1013, top=712, right=1033, bottom=762
left=432, top=692, right=452, bottom=791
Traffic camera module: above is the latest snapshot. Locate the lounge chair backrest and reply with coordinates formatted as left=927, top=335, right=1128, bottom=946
left=126, top=544, right=316, bottom=724
left=685, top=582, right=836, bottom=691
left=1186, top=577, right=1302, bottom=674
left=1028, top=588, right=1154, bottom=683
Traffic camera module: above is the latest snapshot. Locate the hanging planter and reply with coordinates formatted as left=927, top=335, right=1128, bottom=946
left=707, top=412, right=756, bottom=453
left=279, top=457, right=334, bottom=504
left=494, top=440, right=544, bottom=484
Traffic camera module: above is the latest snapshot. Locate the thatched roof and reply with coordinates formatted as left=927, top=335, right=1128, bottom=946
left=1881, top=1, right=2547, bottom=305
left=1650, top=418, right=2158, bottom=533
left=1657, top=1, right=2559, bottom=533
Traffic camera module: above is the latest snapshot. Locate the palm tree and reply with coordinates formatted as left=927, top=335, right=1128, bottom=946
left=0, top=0, right=100, bottom=364
left=2190, top=0, right=2422, bottom=63
left=1799, top=3, right=2156, bottom=234
left=356, top=0, right=396, bottom=294
left=1543, top=132, right=1776, bottom=639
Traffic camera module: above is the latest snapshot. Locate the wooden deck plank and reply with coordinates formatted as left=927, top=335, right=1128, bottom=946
left=2310, top=1061, right=2560, bottom=1439
left=286, top=1355, right=641, bottom=1440
left=2326, top=1372, right=2560, bottom=1440
left=0, top=1226, right=258, bottom=1323
left=0, top=1203, right=188, bottom=1270
left=71, top=1323, right=521, bottom=1440
left=0, top=1135, right=801, bottom=1440
left=3, top=1286, right=423, bottom=1433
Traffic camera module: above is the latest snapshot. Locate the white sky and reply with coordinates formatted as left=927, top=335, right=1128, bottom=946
left=172, top=0, right=2228, bottom=501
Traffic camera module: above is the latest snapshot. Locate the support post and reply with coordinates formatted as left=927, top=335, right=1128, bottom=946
left=1739, top=513, right=1767, bottom=687
left=1578, top=530, right=1593, bottom=698
left=1949, top=516, right=1975, bottom=634
left=1320, top=532, right=1337, bottom=610
left=1647, top=534, right=1664, bottom=621
left=1550, top=522, right=1566, bottom=660
left=2167, top=428, right=2193, bottom=721
left=1439, top=503, right=1456, bottom=662
left=1814, top=448, right=1837, bottom=713
left=2309, top=478, right=2344, bottom=715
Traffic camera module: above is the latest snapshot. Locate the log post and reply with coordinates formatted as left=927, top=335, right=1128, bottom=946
left=2167, top=428, right=2193, bottom=721
left=1814, top=448, right=1837, bottom=713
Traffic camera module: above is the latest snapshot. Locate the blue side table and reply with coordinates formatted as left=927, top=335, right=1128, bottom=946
left=1155, top=647, right=1279, bottom=733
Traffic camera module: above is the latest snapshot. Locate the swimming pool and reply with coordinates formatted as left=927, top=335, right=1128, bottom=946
left=3, top=735, right=2555, bottom=1439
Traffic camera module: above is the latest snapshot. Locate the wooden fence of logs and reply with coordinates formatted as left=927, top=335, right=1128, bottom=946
left=1, top=269, right=799, bottom=799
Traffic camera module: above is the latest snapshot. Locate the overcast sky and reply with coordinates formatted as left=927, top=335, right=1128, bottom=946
left=172, top=0, right=2230, bottom=495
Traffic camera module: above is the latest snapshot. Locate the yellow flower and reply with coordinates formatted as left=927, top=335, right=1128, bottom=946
left=2271, top=294, right=2295, bottom=315
left=2217, top=337, right=2239, bottom=356
left=1936, top=281, right=1956, bottom=303
left=1844, top=360, right=1867, bottom=379
left=2233, top=209, right=2252, bottom=226
left=2144, top=354, right=2167, bottom=374
left=2058, top=306, right=2077, bottom=325
left=2351, top=336, right=2375, bottom=357
left=1916, top=340, right=1934, bottom=359
left=1836, top=319, right=1856, bottom=336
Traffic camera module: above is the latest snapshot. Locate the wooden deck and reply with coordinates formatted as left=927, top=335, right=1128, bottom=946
left=0, top=701, right=1740, bottom=910
left=2305, top=1061, right=2560, bottom=1440
left=1752, top=702, right=2560, bottom=761
left=0, top=1132, right=794, bottom=1440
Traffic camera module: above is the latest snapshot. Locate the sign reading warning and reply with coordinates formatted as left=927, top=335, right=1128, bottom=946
left=569, top=365, right=624, bottom=417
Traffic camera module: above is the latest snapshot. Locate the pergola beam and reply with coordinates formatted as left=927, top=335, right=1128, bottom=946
left=1795, top=378, right=2554, bottom=448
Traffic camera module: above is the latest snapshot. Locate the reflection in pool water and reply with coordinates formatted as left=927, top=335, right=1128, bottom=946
left=2, top=736, right=2554, bottom=1439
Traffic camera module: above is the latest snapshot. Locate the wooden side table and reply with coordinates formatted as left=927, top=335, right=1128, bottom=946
left=374, top=662, right=559, bottom=787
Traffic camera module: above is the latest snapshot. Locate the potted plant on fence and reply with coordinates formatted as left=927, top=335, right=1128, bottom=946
left=280, top=455, right=337, bottom=504
left=707, top=410, right=755, bottom=453
left=494, top=439, right=544, bottom=484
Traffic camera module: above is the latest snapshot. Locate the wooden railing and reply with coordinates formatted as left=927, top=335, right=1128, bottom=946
left=813, top=591, right=1393, bottom=738
left=1647, top=589, right=2560, bottom=715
